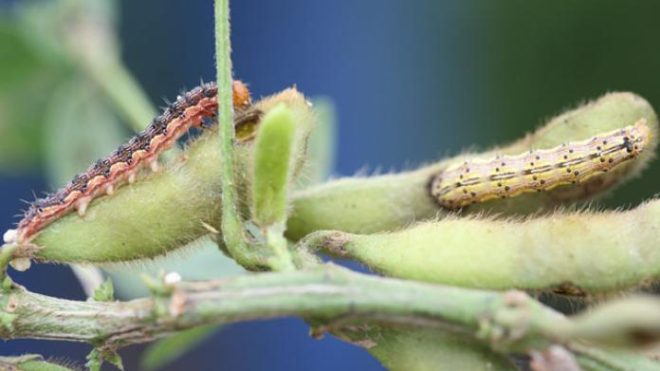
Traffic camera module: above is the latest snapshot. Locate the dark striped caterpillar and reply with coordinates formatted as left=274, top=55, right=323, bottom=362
left=430, top=119, right=651, bottom=209
left=6, top=81, right=260, bottom=244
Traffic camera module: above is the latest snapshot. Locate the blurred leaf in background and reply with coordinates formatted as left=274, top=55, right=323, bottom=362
left=0, top=0, right=122, bottom=174
left=301, top=97, right=337, bottom=187
left=43, top=78, right=125, bottom=186
left=0, top=12, right=69, bottom=172
left=140, top=325, right=218, bottom=371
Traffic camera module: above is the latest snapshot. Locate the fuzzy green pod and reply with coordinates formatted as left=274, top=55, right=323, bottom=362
left=567, top=296, right=660, bottom=348
left=287, top=92, right=658, bottom=239
left=305, top=198, right=660, bottom=295
left=25, top=89, right=314, bottom=263
left=251, top=104, right=297, bottom=226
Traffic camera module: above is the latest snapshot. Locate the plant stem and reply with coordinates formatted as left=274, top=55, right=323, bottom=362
left=214, top=0, right=255, bottom=266
left=1, top=264, right=658, bottom=369
left=0, top=265, right=556, bottom=347
left=0, top=245, right=16, bottom=275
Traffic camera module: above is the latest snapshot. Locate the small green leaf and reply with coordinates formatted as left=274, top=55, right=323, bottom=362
left=92, top=278, right=114, bottom=302
left=0, top=20, right=65, bottom=172
left=85, top=349, right=102, bottom=371
left=86, top=348, right=123, bottom=371
left=140, top=325, right=218, bottom=371
left=105, top=351, right=124, bottom=371
left=251, top=104, right=296, bottom=226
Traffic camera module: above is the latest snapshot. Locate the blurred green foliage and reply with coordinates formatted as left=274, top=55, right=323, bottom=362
left=0, top=16, right=67, bottom=172
left=304, top=98, right=337, bottom=187
left=0, top=0, right=122, bottom=175
left=140, top=325, right=218, bottom=371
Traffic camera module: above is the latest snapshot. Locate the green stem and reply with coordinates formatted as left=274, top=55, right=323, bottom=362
left=0, top=244, right=17, bottom=282
left=0, top=265, right=562, bottom=349
left=265, top=226, right=295, bottom=271
left=214, top=0, right=257, bottom=267
left=1, top=265, right=658, bottom=369
left=570, top=343, right=660, bottom=371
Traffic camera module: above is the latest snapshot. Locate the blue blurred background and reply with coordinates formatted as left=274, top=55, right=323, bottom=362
left=1, top=0, right=659, bottom=369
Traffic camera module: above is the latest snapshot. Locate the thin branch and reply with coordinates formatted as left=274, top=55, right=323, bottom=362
left=214, top=0, right=258, bottom=268
left=2, top=265, right=659, bottom=369
left=214, top=0, right=238, bottom=241
left=0, top=244, right=17, bottom=281
left=0, top=265, right=555, bottom=347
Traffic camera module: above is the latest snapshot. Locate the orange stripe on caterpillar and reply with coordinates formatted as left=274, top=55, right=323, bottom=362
left=429, top=119, right=651, bottom=209
left=10, top=81, right=256, bottom=244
